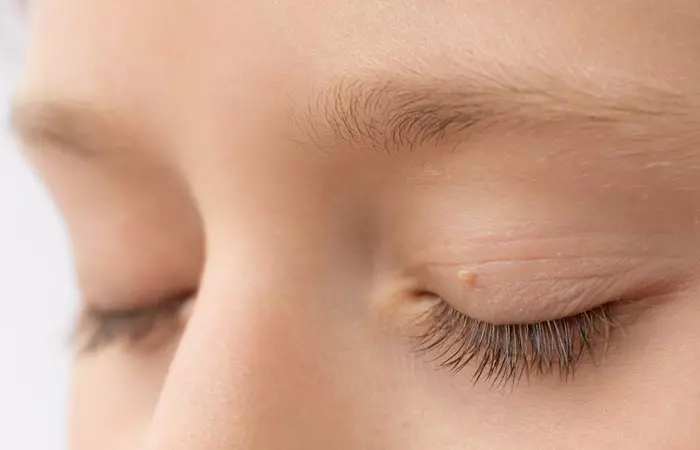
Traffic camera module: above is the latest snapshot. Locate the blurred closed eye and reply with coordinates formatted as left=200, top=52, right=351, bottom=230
left=74, top=291, right=195, bottom=354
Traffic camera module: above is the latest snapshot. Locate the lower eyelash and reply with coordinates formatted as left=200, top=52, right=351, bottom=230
left=412, top=300, right=621, bottom=387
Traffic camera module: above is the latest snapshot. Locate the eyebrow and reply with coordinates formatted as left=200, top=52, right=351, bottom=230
left=11, top=71, right=696, bottom=159
left=292, top=73, right=695, bottom=154
left=10, top=99, right=141, bottom=159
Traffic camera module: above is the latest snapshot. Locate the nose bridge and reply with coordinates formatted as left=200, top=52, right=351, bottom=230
left=142, top=234, right=375, bottom=449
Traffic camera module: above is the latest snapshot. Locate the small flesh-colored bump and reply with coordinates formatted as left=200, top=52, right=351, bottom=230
left=457, top=270, right=477, bottom=288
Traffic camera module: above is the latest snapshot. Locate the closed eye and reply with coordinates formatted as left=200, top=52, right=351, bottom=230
left=74, top=291, right=196, bottom=354
left=413, top=297, right=625, bottom=387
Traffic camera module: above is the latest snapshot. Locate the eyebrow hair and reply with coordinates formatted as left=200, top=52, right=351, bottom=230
left=291, top=72, right=696, bottom=154
left=11, top=71, right=697, bottom=159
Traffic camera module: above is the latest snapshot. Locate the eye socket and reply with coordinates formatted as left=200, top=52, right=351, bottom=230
left=74, top=291, right=196, bottom=354
left=412, top=297, right=623, bottom=387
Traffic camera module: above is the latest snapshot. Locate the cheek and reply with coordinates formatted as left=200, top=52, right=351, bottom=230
left=611, top=289, right=700, bottom=443
left=69, top=343, right=176, bottom=450
left=534, top=289, right=700, bottom=447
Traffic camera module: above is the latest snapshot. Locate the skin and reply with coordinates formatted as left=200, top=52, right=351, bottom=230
left=12, top=0, right=700, bottom=449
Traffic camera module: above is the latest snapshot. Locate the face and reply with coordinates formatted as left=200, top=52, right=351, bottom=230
left=13, top=0, right=700, bottom=449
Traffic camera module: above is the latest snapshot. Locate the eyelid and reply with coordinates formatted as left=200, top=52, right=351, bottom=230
left=414, top=255, right=684, bottom=324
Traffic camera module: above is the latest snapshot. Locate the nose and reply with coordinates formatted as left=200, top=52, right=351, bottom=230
left=140, top=227, right=389, bottom=449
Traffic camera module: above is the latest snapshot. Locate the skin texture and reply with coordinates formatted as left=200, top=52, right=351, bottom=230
left=12, top=1, right=700, bottom=449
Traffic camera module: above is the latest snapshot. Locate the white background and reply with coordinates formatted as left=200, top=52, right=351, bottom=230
left=0, top=4, right=75, bottom=450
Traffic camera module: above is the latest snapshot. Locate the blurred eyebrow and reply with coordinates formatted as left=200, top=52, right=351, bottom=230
left=292, top=74, right=695, bottom=154
left=10, top=99, right=140, bottom=159
left=11, top=72, right=695, bottom=159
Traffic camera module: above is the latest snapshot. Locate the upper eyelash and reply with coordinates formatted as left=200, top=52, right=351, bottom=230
left=413, top=300, right=621, bottom=387
left=75, top=293, right=193, bottom=354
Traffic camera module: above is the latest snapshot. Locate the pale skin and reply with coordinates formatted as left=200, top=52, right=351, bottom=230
left=11, top=1, right=700, bottom=449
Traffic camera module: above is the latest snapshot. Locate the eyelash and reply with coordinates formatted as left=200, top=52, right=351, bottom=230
left=76, top=291, right=622, bottom=387
left=75, top=293, right=193, bottom=353
left=413, top=299, right=621, bottom=387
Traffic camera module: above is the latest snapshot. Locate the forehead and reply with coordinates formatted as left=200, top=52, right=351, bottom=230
left=22, top=0, right=700, bottom=87
left=16, top=0, right=700, bottom=158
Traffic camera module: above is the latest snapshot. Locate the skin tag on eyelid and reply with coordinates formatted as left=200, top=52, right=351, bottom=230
left=457, top=270, right=477, bottom=288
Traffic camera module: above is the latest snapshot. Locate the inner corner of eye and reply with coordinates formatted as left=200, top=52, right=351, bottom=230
left=409, top=287, right=440, bottom=300
left=371, top=278, right=440, bottom=325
